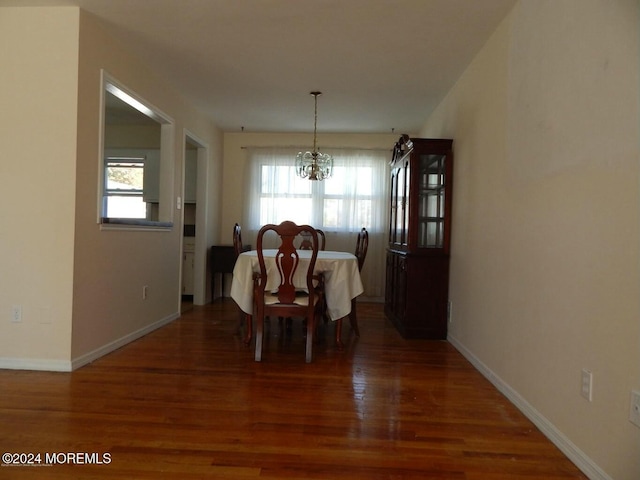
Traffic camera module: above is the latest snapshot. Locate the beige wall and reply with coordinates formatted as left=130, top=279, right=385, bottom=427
left=71, top=10, right=222, bottom=362
left=421, top=1, right=640, bottom=478
left=0, top=7, right=79, bottom=368
left=0, top=7, right=223, bottom=369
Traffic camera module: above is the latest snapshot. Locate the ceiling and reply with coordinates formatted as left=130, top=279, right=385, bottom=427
left=1, top=0, right=516, bottom=134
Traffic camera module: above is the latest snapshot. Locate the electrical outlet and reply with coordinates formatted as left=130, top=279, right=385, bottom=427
left=10, top=305, right=22, bottom=323
left=142, top=285, right=149, bottom=300
left=581, top=369, right=593, bottom=402
left=630, top=390, right=640, bottom=428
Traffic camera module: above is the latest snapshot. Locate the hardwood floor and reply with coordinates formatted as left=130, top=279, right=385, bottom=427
left=0, top=300, right=587, bottom=479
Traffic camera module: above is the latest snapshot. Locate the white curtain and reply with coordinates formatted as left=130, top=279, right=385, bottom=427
left=243, top=146, right=389, bottom=300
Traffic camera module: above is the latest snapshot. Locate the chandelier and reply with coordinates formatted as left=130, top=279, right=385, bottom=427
left=296, top=91, right=333, bottom=181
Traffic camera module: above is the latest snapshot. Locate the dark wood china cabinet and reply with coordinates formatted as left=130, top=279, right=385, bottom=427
left=385, top=135, right=453, bottom=339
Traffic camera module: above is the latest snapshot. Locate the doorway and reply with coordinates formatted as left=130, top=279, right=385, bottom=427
left=181, top=132, right=208, bottom=309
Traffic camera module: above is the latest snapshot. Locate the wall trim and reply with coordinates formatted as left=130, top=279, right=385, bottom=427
left=71, top=312, right=180, bottom=371
left=0, top=313, right=179, bottom=372
left=447, top=334, right=612, bottom=480
left=0, top=357, right=73, bottom=372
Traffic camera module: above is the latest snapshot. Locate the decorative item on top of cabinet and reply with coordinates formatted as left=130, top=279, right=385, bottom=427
left=385, top=135, right=453, bottom=339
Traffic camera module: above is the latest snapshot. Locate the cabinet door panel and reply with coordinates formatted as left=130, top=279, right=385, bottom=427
left=396, top=165, right=405, bottom=245
left=385, top=253, right=395, bottom=308
left=404, top=256, right=449, bottom=339
left=418, top=153, right=446, bottom=248
left=389, top=170, right=398, bottom=245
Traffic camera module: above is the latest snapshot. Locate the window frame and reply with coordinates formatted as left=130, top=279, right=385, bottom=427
left=98, top=71, right=175, bottom=230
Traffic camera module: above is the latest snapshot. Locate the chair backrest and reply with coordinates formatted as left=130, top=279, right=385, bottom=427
left=299, top=228, right=326, bottom=251
left=355, top=227, right=369, bottom=272
left=233, top=223, right=243, bottom=257
left=256, top=220, right=319, bottom=304
left=316, top=229, right=326, bottom=250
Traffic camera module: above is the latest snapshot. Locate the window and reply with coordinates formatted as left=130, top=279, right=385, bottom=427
left=258, top=163, right=312, bottom=226
left=322, top=165, right=374, bottom=230
left=103, top=156, right=146, bottom=219
left=246, top=147, right=388, bottom=233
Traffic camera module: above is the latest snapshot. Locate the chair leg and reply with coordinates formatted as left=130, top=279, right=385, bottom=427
left=335, top=317, right=344, bottom=350
left=243, top=314, right=253, bottom=346
left=235, top=310, right=243, bottom=335
left=254, top=315, right=264, bottom=362
left=349, top=298, right=361, bottom=337
left=305, top=316, right=315, bottom=363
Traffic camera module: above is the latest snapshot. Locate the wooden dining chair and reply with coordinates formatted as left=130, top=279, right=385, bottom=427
left=232, top=223, right=253, bottom=341
left=299, top=228, right=326, bottom=251
left=354, top=227, right=369, bottom=273
left=335, top=227, right=368, bottom=346
left=298, top=228, right=329, bottom=328
left=252, top=220, right=325, bottom=363
left=233, top=222, right=244, bottom=257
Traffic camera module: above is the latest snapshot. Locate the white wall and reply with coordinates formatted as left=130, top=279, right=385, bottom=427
left=421, top=1, right=640, bottom=478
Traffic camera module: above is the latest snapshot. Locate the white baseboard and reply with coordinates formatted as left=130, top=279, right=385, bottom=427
left=0, top=312, right=179, bottom=373
left=0, top=357, right=73, bottom=372
left=447, top=334, right=612, bottom=480
left=71, top=312, right=180, bottom=370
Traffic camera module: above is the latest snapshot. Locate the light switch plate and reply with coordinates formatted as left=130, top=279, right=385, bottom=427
left=581, top=369, right=593, bottom=402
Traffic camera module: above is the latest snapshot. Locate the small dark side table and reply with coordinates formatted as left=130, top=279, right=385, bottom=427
left=210, top=244, right=250, bottom=301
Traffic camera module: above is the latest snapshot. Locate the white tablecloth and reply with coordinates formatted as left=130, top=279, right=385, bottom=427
left=230, top=250, right=364, bottom=321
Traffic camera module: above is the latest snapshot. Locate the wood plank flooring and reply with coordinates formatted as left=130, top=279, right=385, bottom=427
left=0, top=300, right=587, bottom=479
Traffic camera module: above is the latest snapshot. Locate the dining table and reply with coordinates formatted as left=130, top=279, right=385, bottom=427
left=230, top=249, right=364, bottom=341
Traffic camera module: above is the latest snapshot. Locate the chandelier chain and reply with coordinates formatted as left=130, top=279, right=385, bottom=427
left=296, top=91, right=333, bottom=181
left=312, top=92, right=319, bottom=153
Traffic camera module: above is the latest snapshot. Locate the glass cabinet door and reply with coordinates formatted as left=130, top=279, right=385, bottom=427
left=395, top=162, right=405, bottom=246
left=389, top=168, right=398, bottom=245
left=418, top=154, right=446, bottom=248
left=401, top=159, right=410, bottom=246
